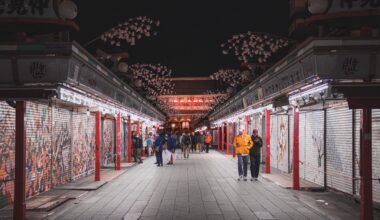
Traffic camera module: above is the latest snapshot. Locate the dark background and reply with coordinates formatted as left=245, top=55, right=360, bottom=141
left=74, top=1, right=290, bottom=77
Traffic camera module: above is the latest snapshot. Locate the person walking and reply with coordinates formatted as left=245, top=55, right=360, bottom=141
left=250, top=129, right=263, bottom=181
left=170, top=132, right=177, bottom=163
left=182, top=132, right=191, bottom=159
left=204, top=131, right=212, bottom=153
left=199, top=132, right=205, bottom=152
left=195, top=132, right=201, bottom=153
left=233, top=129, right=253, bottom=181
left=133, top=132, right=143, bottom=163
left=190, top=132, right=196, bottom=153
left=166, top=131, right=174, bottom=165
left=154, top=130, right=165, bottom=167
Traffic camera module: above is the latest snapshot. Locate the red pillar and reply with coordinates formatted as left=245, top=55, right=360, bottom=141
left=232, top=122, right=236, bottom=158
left=95, top=112, right=101, bottom=181
left=217, top=127, right=220, bottom=151
left=245, top=116, right=250, bottom=134
left=115, top=113, right=121, bottom=170
left=360, top=108, right=373, bottom=220
left=14, top=101, right=26, bottom=220
left=127, top=117, right=132, bottom=163
left=226, top=123, right=230, bottom=155
left=221, top=125, right=225, bottom=152
left=293, top=108, right=300, bottom=190
left=265, top=109, right=271, bottom=174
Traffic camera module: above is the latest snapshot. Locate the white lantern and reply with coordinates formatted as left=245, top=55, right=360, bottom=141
left=117, top=62, right=128, bottom=73
left=58, top=0, right=78, bottom=20
left=308, top=0, right=330, bottom=15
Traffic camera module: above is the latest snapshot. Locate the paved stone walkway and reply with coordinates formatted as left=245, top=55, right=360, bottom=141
left=55, top=150, right=327, bottom=220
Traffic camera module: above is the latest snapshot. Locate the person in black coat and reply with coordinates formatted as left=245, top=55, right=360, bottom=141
left=250, top=129, right=263, bottom=181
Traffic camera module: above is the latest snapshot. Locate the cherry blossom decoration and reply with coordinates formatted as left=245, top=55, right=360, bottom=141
left=128, top=63, right=175, bottom=112
left=221, top=32, right=291, bottom=64
left=100, top=16, right=160, bottom=47
left=210, top=69, right=250, bottom=88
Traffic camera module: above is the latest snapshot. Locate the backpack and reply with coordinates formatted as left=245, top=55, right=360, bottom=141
left=184, top=135, right=190, bottom=145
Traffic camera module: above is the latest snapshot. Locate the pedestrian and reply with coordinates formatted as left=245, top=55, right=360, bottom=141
left=170, top=132, right=177, bottom=163
left=182, top=132, right=191, bottom=159
left=144, top=133, right=153, bottom=157
left=199, top=132, right=205, bottom=152
left=154, top=130, right=165, bottom=167
left=180, top=133, right=185, bottom=153
left=250, top=129, right=263, bottom=181
left=166, top=131, right=174, bottom=165
left=190, top=132, right=196, bottom=152
left=133, top=132, right=143, bottom=163
left=204, top=131, right=212, bottom=153
left=233, top=129, right=253, bottom=181
left=195, top=132, right=201, bottom=153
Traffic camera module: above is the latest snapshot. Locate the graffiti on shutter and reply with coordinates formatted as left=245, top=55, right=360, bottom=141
left=0, top=102, right=16, bottom=208
left=372, top=109, right=380, bottom=203
left=102, top=119, right=115, bottom=167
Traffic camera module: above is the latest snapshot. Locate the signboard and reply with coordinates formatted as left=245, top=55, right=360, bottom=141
left=0, top=0, right=59, bottom=19
left=316, top=54, right=371, bottom=79
left=328, top=0, right=380, bottom=13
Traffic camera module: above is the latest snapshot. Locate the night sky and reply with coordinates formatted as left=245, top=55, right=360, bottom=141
left=74, top=1, right=289, bottom=77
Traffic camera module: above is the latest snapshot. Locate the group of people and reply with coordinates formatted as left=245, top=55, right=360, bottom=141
left=232, top=129, right=263, bottom=181
left=151, top=130, right=213, bottom=167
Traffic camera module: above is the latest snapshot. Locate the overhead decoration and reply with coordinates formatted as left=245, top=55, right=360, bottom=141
left=210, top=69, right=251, bottom=88
left=100, top=16, right=160, bottom=47
left=127, top=63, right=175, bottom=113
left=221, top=32, right=291, bottom=64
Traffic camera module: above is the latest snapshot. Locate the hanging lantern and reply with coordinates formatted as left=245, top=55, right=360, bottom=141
left=58, top=0, right=78, bottom=20
left=117, top=62, right=129, bottom=73
left=308, top=0, right=330, bottom=14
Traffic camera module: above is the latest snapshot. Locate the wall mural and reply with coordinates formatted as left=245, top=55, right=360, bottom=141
left=25, top=102, right=52, bottom=198
left=0, top=102, right=15, bottom=208
left=72, top=113, right=95, bottom=180
left=51, top=108, right=72, bottom=186
left=277, top=115, right=289, bottom=172
left=102, top=119, right=115, bottom=166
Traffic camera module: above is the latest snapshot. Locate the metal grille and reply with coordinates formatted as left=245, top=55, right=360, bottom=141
left=372, top=109, right=380, bottom=203
left=0, top=102, right=16, bottom=208
left=270, top=114, right=289, bottom=173
left=51, top=106, right=72, bottom=187
left=102, top=119, right=115, bottom=167
left=326, top=107, right=353, bottom=194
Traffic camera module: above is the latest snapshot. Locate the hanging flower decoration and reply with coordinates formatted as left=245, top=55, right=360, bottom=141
left=210, top=69, right=248, bottom=87
left=203, top=90, right=230, bottom=111
left=127, top=63, right=175, bottom=113
left=100, top=16, right=160, bottom=46
left=221, top=32, right=291, bottom=64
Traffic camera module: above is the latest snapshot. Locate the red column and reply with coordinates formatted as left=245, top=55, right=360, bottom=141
left=293, top=108, right=300, bottom=190
left=115, top=113, right=121, bottom=170
left=226, top=123, right=230, bottom=155
left=360, top=108, right=373, bottom=220
left=221, top=125, right=225, bottom=152
left=14, top=101, right=26, bottom=220
left=95, top=112, right=101, bottom=181
left=217, top=127, right=220, bottom=151
left=265, top=109, right=271, bottom=174
left=245, top=115, right=250, bottom=134
left=232, top=122, right=236, bottom=158
left=127, top=117, right=132, bottom=163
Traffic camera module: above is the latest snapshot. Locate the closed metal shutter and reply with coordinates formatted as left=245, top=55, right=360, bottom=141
left=102, top=119, right=115, bottom=167
left=354, top=110, right=361, bottom=196
left=372, top=109, right=380, bottom=203
left=0, top=102, right=16, bottom=208
left=51, top=106, right=72, bottom=187
left=270, top=114, right=289, bottom=173
left=299, top=113, right=306, bottom=179
left=124, top=122, right=129, bottom=161
left=326, top=107, right=353, bottom=194
left=25, top=102, right=52, bottom=197
left=72, top=112, right=95, bottom=180
left=304, top=111, right=324, bottom=186
left=289, top=114, right=294, bottom=173
left=120, top=121, right=125, bottom=162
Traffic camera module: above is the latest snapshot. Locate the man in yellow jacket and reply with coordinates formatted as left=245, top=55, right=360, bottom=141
left=233, top=129, right=253, bottom=181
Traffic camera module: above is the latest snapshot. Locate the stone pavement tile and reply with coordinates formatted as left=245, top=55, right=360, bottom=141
left=141, top=207, right=158, bottom=216
left=254, top=211, right=275, bottom=220
left=284, top=211, right=309, bottom=220
left=270, top=211, right=292, bottom=220
left=139, top=216, right=156, bottom=220
left=90, top=214, right=108, bottom=220
left=222, top=211, right=240, bottom=220
left=156, top=213, right=174, bottom=220
left=207, top=214, right=225, bottom=220
left=122, top=213, right=141, bottom=220
left=219, top=204, right=236, bottom=212
left=240, top=214, right=259, bottom=220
